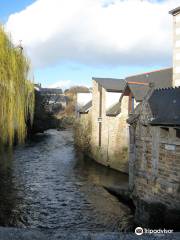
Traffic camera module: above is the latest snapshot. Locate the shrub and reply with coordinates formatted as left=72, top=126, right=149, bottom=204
left=73, top=116, right=92, bottom=154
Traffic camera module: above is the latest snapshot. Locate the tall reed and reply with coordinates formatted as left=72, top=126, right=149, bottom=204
left=0, top=25, right=34, bottom=146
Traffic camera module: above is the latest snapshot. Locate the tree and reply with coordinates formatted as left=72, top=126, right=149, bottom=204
left=0, top=25, right=34, bottom=145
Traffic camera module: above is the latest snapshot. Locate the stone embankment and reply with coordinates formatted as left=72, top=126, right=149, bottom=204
left=104, top=186, right=135, bottom=212
left=105, top=185, right=180, bottom=231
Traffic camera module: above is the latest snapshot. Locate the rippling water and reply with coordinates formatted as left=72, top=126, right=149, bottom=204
left=0, top=129, right=132, bottom=234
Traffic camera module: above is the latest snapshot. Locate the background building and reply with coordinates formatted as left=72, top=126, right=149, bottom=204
left=170, top=7, right=180, bottom=86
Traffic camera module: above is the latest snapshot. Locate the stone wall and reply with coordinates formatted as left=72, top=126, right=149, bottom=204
left=133, top=125, right=180, bottom=207
left=91, top=80, right=129, bottom=173
left=74, top=110, right=92, bottom=154
left=128, top=97, right=180, bottom=228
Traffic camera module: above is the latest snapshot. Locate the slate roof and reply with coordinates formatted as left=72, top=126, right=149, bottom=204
left=49, top=95, right=67, bottom=103
left=79, top=101, right=92, bottom=114
left=169, top=7, right=180, bottom=15
left=106, top=102, right=121, bottom=117
left=92, top=77, right=126, bottom=92
left=125, top=68, right=172, bottom=102
left=40, top=88, right=63, bottom=94
left=149, top=87, right=180, bottom=126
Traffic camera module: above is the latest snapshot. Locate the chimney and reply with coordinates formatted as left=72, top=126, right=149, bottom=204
left=169, top=7, right=180, bottom=87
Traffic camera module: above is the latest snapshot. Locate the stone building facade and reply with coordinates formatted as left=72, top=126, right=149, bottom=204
left=75, top=68, right=172, bottom=174
left=91, top=78, right=129, bottom=173
left=128, top=87, right=180, bottom=228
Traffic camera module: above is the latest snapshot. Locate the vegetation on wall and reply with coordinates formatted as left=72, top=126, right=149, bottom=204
left=0, top=25, right=34, bottom=146
left=74, top=116, right=92, bottom=154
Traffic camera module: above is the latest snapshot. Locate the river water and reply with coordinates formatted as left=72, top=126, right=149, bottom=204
left=0, top=129, right=133, bottom=236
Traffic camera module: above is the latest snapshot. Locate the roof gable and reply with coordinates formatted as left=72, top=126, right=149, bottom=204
left=79, top=100, right=92, bottom=114
left=169, top=7, right=180, bottom=15
left=125, top=68, right=172, bottom=102
left=92, top=77, right=126, bottom=92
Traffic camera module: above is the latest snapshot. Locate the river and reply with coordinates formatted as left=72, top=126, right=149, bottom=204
left=0, top=129, right=133, bottom=238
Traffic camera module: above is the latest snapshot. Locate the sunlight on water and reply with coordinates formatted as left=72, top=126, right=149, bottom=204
left=0, top=130, right=133, bottom=232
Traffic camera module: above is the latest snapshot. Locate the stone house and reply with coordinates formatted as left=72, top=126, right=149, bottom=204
left=111, top=68, right=173, bottom=172
left=90, top=77, right=130, bottom=173
left=127, top=86, right=180, bottom=229
left=76, top=68, right=172, bottom=174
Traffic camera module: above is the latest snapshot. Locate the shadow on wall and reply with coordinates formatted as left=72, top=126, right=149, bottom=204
left=91, top=145, right=128, bottom=173
left=74, top=115, right=129, bottom=173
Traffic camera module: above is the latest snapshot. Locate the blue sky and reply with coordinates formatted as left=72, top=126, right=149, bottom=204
left=0, top=1, right=35, bottom=22
left=1, top=0, right=177, bottom=89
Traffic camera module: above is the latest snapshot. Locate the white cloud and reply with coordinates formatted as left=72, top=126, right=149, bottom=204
left=47, top=80, right=72, bottom=89
left=5, top=0, right=180, bottom=68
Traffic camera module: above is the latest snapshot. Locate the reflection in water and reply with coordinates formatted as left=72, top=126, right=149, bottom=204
left=74, top=152, right=128, bottom=188
left=0, top=130, right=133, bottom=233
left=0, top=150, right=22, bottom=226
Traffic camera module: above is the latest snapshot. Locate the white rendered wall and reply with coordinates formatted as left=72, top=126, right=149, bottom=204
left=173, top=11, right=180, bottom=87
left=105, top=92, right=122, bottom=110
left=76, top=93, right=92, bottom=111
